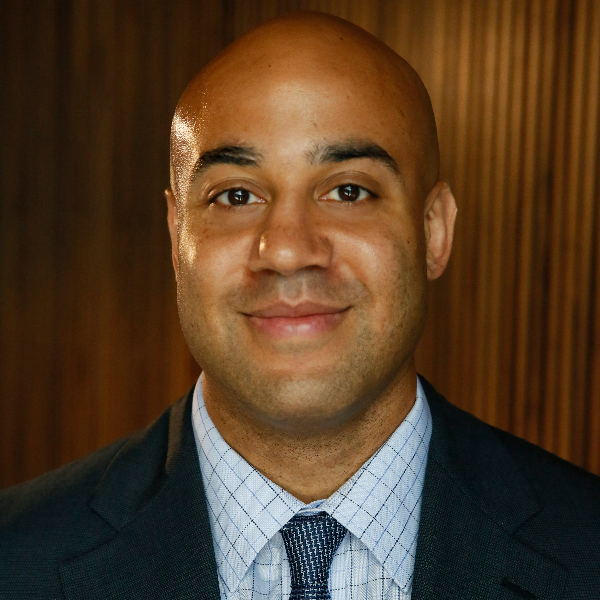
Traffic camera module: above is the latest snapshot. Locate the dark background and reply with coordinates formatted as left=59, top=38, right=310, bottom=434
left=2, top=0, right=599, bottom=489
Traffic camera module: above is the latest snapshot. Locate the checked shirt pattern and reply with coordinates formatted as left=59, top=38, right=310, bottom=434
left=192, top=376, right=432, bottom=600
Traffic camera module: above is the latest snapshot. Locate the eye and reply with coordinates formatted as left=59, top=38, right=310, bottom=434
left=322, top=184, right=373, bottom=203
left=212, top=188, right=262, bottom=206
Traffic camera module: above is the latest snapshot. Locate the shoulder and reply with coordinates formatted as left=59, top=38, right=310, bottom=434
left=0, top=438, right=125, bottom=528
left=492, top=423, right=600, bottom=499
left=420, top=374, right=600, bottom=503
left=420, top=375, right=600, bottom=592
left=0, top=438, right=127, bottom=597
left=0, top=393, right=183, bottom=598
left=488, top=423, right=600, bottom=562
left=454, top=396, right=599, bottom=505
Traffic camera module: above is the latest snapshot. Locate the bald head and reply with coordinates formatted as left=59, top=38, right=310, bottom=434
left=169, top=11, right=439, bottom=204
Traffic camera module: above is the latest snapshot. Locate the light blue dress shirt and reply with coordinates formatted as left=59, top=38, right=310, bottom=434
left=191, top=376, right=432, bottom=600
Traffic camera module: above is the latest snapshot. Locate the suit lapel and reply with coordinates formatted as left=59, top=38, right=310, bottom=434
left=412, top=378, right=568, bottom=599
left=60, top=390, right=221, bottom=600
left=58, top=377, right=570, bottom=599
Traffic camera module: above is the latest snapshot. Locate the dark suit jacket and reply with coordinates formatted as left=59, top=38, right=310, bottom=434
left=1, top=377, right=599, bottom=599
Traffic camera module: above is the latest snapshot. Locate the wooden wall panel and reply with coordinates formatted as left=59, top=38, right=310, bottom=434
left=0, top=0, right=223, bottom=487
left=1, top=0, right=599, bottom=488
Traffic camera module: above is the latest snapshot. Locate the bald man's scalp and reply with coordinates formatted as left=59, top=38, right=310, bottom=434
left=170, top=11, right=439, bottom=204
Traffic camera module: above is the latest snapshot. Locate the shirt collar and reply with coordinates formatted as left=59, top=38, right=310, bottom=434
left=192, top=375, right=432, bottom=596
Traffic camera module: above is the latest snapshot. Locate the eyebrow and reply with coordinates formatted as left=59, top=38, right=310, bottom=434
left=189, top=140, right=399, bottom=181
left=191, top=145, right=262, bottom=180
left=307, top=140, right=400, bottom=175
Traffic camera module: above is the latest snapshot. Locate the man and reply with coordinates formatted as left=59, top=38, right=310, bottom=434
left=1, top=11, right=599, bottom=600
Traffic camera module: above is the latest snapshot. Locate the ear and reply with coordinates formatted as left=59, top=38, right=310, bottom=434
left=165, top=188, right=179, bottom=277
left=423, top=180, right=457, bottom=280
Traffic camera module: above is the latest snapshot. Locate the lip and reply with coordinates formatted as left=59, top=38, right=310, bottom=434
left=244, top=302, right=350, bottom=339
left=247, top=301, right=348, bottom=318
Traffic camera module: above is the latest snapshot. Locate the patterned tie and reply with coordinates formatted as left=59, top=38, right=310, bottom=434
left=280, top=512, right=347, bottom=600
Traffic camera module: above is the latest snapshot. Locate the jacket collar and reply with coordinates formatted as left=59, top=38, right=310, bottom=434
left=60, top=389, right=221, bottom=600
left=412, top=376, right=568, bottom=599
left=59, top=378, right=569, bottom=600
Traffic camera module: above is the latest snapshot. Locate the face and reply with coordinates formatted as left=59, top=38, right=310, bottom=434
left=168, top=52, right=440, bottom=433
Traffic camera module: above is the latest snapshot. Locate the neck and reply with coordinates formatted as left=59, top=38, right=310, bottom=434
left=202, top=367, right=418, bottom=503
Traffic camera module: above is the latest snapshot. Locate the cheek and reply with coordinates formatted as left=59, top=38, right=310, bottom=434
left=177, top=219, right=250, bottom=318
left=339, top=218, right=425, bottom=310
left=177, top=220, right=200, bottom=268
left=176, top=222, right=255, bottom=368
left=367, top=232, right=427, bottom=361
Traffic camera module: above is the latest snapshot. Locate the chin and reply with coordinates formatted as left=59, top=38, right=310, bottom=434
left=235, top=365, right=381, bottom=432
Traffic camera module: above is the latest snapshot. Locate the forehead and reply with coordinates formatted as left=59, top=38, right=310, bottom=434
left=171, top=42, right=430, bottom=197
left=208, top=68, right=403, bottom=141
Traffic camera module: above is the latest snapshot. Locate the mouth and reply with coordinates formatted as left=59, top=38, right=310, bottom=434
left=244, top=301, right=350, bottom=339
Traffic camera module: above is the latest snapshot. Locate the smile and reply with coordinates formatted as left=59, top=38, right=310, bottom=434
left=245, top=302, right=350, bottom=339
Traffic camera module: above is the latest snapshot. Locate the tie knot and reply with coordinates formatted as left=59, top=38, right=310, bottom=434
left=281, top=512, right=347, bottom=600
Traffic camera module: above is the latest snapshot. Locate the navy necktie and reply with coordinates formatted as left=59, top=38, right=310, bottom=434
left=280, top=512, right=347, bottom=600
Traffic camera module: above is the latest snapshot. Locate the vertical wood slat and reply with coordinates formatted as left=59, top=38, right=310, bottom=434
left=1, top=0, right=600, bottom=488
left=492, top=0, right=517, bottom=434
left=543, top=0, right=581, bottom=460
left=522, top=0, right=558, bottom=448
left=585, top=0, right=600, bottom=475
left=564, top=0, right=592, bottom=466
left=512, top=0, right=549, bottom=445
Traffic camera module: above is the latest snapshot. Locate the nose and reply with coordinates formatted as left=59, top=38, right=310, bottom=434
left=248, top=195, right=333, bottom=276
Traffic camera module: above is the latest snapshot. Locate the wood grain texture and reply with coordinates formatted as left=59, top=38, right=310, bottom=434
left=0, top=0, right=220, bottom=487
left=1, top=0, right=599, bottom=488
